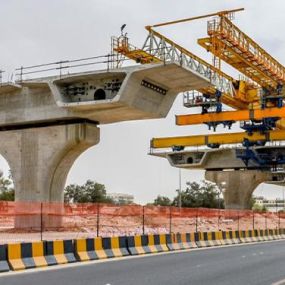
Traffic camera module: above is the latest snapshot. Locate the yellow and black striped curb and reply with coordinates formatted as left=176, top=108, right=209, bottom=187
left=7, top=240, right=76, bottom=271
left=75, top=237, right=129, bottom=261
left=1, top=229, right=285, bottom=273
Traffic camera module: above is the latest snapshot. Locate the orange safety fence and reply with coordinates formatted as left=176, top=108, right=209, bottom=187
left=0, top=201, right=284, bottom=243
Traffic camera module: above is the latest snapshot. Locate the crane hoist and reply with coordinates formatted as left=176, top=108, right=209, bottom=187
left=112, top=8, right=285, bottom=169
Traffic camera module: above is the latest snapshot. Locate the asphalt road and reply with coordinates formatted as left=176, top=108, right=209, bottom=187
left=1, top=240, right=285, bottom=285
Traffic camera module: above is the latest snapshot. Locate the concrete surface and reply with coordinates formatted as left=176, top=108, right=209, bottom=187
left=151, top=146, right=285, bottom=170
left=0, top=62, right=211, bottom=127
left=151, top=147, right=285, bottom=209
left=205, top=170, right=273, bottom=209
left=0, top=62, right=211, bottom=204
left=0, top=123, right=99, bottom=202
left=1, top=240, right=285, bottom=285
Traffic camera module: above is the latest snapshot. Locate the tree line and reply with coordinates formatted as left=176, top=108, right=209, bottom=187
left=0, top=174, right=226, bottom=208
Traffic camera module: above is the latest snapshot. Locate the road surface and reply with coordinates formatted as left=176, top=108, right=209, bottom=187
left=1, top=240, right=285, bottom=285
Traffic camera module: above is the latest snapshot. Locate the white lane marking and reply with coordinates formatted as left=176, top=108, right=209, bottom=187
left=252, top=253, right=257, bottom=256
left=271, top=278, right=285, bottom=285
left=242, top=255, right=246, bottom=258
left=259, top=252, right=264, bottom=255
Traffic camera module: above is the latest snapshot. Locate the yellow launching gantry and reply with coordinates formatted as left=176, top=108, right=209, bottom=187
left=113, top=8, right=285, bottom=166
left=112, top=8, right=260, bottom=110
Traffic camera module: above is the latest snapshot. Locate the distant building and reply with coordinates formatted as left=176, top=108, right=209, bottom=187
left=107, top=193, right=134, bottom=205
left=254, top=196, right=285, bottom=212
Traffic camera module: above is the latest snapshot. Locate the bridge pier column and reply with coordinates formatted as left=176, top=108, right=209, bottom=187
left=205, top=170, right=272, bottom=209
left=0, top=123, right=100, bottom=228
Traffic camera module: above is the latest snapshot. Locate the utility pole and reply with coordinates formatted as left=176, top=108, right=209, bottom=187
left=178, top=168, right=182, bottom=208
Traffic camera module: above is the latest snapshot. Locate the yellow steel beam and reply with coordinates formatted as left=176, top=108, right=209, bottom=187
left=176, top=107, right=285, bottom=126
left=151, top=130, right=285, bottom=149
left=145, top=27, right=234, bottom=82
left=148, top=8, right=244, bottom=28
left=198, top=37, right=275, bottom=88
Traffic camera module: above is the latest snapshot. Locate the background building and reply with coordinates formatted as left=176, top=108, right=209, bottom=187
left=254, top=196, right=285, bottom=212
left=107, top=193, right=134, bottom=205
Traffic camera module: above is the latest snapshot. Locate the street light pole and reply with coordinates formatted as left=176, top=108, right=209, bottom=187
left=178, top=168, right=182, bottom=208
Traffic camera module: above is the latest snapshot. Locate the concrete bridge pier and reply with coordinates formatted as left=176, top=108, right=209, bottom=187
left=0, top=123, right=100, bottom=228
left=205, top=170, right=272, bottom=209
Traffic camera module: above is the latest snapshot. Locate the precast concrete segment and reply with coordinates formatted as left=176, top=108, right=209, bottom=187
left=205, top=170, right=273, bottom=209
left=151, top=146, right=285, bottom=171
left=0, top=62, right=211, bottom=205
left=0, top=123, right=99, bottom=204
left=0, top=63, right=211, bottom=127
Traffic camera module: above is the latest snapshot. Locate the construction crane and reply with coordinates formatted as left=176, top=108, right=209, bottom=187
left=112, top=8, right=260, bottom=111
left=112, top=8, right=285, bottom=169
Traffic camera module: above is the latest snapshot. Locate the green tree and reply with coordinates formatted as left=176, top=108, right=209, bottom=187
left=252, top=203, right=267, bottom=212
left=0, top=175, right=15, bottom=201
left=173, top=180, right=223, bottom=208
left=64, top=180, right=113, bottom=203
left=153, top=195, right=172, bottom=206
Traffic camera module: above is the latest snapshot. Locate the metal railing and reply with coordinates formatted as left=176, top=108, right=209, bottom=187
left=14, top=53, right=135, bottom=82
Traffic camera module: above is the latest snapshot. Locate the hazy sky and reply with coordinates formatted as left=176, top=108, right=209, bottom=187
left=1, top=0, right=285, bottom=203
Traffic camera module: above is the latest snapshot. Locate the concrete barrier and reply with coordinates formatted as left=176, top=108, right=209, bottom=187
left=208, top=232, right=222, bottom=246
left=166, top=233, right=185, bottom=250
left=45, top=240, right=76, bottom=265
left=255, top=229, right=265, bottom=241
left=126, top=235, right=150, bottom=255
left=75, top=237, right=108, bottom=260
left=250, top=230, right=259, bottom=242
left=196, top=232, right=211, bottom=247
left=148, top=234, right=169, bottom=253
left=102, top=237, right=129, bottom=258
left=239, top=230, right=253, bottom=243
left=180, top=233, right=197, bottom=249
left=8, top=242, right=47, bottom=271
left=0, top=245, right=9, bottom=272
left=231, top=231, right=241, bottom=244
left=222, top=231, right=234, bottom=245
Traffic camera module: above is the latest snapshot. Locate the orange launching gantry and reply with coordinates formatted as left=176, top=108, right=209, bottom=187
left=112, top=8, right=285, bottom=169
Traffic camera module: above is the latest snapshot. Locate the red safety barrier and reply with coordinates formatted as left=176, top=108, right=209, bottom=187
left=0, top=201, right=283, bottom=244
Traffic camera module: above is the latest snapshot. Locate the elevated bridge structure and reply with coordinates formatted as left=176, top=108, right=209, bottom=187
left=0, top=60, right=210, bottom=202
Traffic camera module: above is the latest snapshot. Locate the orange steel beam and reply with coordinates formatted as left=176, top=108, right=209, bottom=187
left=176, top=107, right=285, bottom=126
left=148, top=8, right=244, bottom=28
left=202, top=16, right=285, bottom=88
left=151, top=130, right=285, bottom=149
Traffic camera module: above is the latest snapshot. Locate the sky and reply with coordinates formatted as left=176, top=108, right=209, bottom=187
left=1, top=0, right=285, bottom=203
